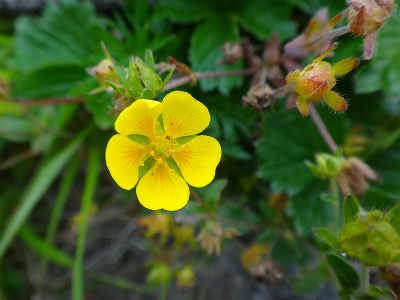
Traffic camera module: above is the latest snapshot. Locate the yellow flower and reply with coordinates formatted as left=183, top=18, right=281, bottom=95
left=286, top=43, right=359, bottom=116
left=105, top=91, right=222, bottom=211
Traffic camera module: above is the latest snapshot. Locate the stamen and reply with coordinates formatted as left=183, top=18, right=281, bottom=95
left=139, top=152, right=151, bottom=167
left=172, top=140, right=178, bottom=145
left=183, top=131, right=187, bottom=136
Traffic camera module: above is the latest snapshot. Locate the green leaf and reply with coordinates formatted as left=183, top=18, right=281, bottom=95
left=257, top=108, right=348, bottom=193
left=236, top=0, right=296, bottom=40
left=84, top=92, right=116, bottom=129
left=18, top=227, right=73, bottom=268
left=189, top=17, right=243, bottom=94
left=367, top=285, right=395, bottom=299
left=0, top=125, right=93, bottom=261
left=256, top=228, right=278, bottom=244
left=388, top=204, right=400, bottom=233
left=315, top=228, right=341, bottom=252
left=11, top=66, right=87, bottom=99
left=204, top=179, right=228, bottom=211
left=290, top=261, right=329, bottom=295
left=12, top=0, right=103, bottom=71
left=326, top=254, right=360, bottom=289
left=289, top=179, right=331, bottom=235
left=343, top=195, right=360, bottom=224
left=160, top=0, right=213, bottom=22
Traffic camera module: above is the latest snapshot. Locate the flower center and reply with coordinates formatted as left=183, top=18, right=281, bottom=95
left=149, top=135, right=178, bottom=163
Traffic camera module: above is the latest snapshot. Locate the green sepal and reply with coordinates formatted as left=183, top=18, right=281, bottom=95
left=173, top=135, right=196, bottom=147
left=388, top=204, right=400, bottom=233
left=105, top=81, right=127, bottom=97
left=163, top=65, right=176, bottom=85
left=165, top=157, right=183, bottom=177
left=343, top=195, right=360, bottom=224
left=142, top=88, right=155, bottom=100
left=139, top=157, right=155, bottom=180
left=144, top=49, right=156, bottom=72
left=314, top=227, right=342, bottom=252
left=125, top=58, right=143, bottom=100
left=135, top=57, right=163, bottom=96
left=127, top=134, right=150, bottom=145
left=326, top=254, right=360, bottom=289
left=367, top=285, right=395, bottom=299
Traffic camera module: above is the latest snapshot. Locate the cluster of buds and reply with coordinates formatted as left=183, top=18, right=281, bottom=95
left=87, top=44, right=175, bottom=116
left=338, top=197, right=400, bottom=266
left=286, top=43, right=359, bottom=116
left=316, top=196, right=400, bottom=267
left=306, top=150, right=380, bottom=196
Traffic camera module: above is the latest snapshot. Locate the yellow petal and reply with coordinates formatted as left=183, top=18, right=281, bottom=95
left=136, top=162, right=189, bottom=211
left=106, top=134, right=148, bottom=190
left=332, top=58, right=359, bottom=76
left=162, top=91, right=210, bottom=138
left=115, top=99, right=162, bottom=137
left=324, top=91, right=347, bottom=112
left=296, top=96, right=310, bottom=116
left=171, top=135, right=222, bottom=188
left=286, top=70, right=300, bottom=84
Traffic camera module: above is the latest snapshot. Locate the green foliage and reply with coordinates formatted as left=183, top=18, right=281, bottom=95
left=343, top=195, right=360, bottom=224
left=315, top=228, right=341, bottom=252
left=326, top=254, right=360, bottom=290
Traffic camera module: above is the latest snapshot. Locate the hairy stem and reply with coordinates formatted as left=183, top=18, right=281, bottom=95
left=360, top=263, right=370, bottom=295
left=309, top=105, right=338, bottom=153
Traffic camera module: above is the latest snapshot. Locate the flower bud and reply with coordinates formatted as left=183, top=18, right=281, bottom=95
left=306, top=153, right=343, bottom=178
left=348, top=0, right=394, bottom=36
left=176, top=265, right=195, bottom=289
left=147, top=262, right=171, bottom=285
left=339, top=210, right=400, bottom=266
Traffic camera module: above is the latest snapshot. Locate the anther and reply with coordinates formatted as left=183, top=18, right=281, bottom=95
left=170, top=169, right=174, bottom=173
left=140, top=161, right=144, bottom=166
left=172, top=140, right=178, bottom=145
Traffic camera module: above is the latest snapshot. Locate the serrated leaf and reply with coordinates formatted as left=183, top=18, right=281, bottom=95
left=84, top=92, right=115, bottom=130
left=12, top=0, right=103, bottom=71
left=367, top=285, right=395, bottom=299
left=257, top=108, right=347, bottom=193
left=388, top=204, right=400, bottom=233
left=343, top=195, right=360, bottom=224
left=315, top=228, right=341, bottom=252
left=189, top=17, right=243, bottom=94
left=326, top=254, right=360, bottom=289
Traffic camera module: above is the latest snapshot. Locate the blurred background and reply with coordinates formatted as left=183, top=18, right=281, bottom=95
left=0, top=0, right=399, bottom=299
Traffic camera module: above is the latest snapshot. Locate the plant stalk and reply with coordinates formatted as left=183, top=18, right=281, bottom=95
left=309, top=105, right=338, bottom=153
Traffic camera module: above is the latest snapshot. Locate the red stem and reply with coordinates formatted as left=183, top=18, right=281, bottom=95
left=309, top=105, right=338, bottom=153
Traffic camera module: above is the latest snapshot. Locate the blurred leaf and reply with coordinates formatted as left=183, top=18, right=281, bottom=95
left=388, top=204, right=400, bottom=233
left=18, top=227, right=73, bottom=268
left=326, top=254, right=360, bottom=289
left=236, top=0, right=296, bottom=40
left=0, top=101, right=24, bottom=116
left=343, top=195, right=360, bottom=224
left=0, top=125, right=93, bottom=261
left=290, top=261, right=330, bottom=295
left=355, top=9, right=400, bottom=114
left=189, top=16, right=243, bottom=94
left=367, top=285, right=395, bottom=299
left=272, top=232, right=311, bottom=266
left=315, top=227, right=341, bottom=251
left=12, top=0, right=103, bottom=71
left=84, top=92, right=115, bottom=130
left=0, top=115, right=40, bottom=142
left=12, top=66, right=87, bottom=99
left=202, top=179, right=228, bottom=211
left=222, top=144, right=251, bottom=160
left=256, top=228, right=278, bottom=244
left=160, top=0, right=213, bottom=22
left=289, top=0, right=347, bottom=16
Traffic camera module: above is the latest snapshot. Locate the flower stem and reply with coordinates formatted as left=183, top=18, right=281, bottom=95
left=360, top=263, right=370, bottom=295
left=330, top=177, right=340, bottom=235
left=163, top=69, right=254, bottom=91
left=309, top=104, right=338, bottom=153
